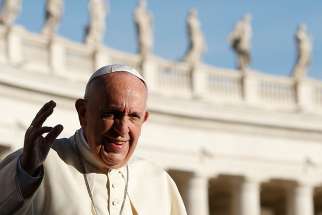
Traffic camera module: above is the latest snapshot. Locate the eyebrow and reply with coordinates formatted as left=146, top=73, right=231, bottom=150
left=100, top=106, right=143, bottom=115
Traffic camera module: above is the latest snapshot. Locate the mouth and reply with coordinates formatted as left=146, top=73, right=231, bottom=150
left=102, top=136, right=129, bottom=152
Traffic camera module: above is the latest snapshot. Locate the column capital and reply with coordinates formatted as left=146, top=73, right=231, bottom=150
left=230, top=175, right=267, bottom=186
left=286, top=179, right=317, bottom=189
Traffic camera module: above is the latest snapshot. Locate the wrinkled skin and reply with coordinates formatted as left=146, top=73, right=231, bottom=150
left=75, top=72, right=149, bottom=170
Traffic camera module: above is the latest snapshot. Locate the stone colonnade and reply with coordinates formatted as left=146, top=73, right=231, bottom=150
left=171, top=171, right=320, bottom=215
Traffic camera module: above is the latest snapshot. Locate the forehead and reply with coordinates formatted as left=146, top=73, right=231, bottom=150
left=87, top=72, right=147, bottom=107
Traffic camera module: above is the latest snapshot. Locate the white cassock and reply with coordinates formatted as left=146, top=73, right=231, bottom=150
left=0, top=129, right=187, bottom=215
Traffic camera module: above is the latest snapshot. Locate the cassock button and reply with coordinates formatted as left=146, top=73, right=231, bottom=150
left=111, top=183, right=115, bottom=188
left=112, top=200, right=119, bottom=206
left=118, top=171, right=125, bottom=179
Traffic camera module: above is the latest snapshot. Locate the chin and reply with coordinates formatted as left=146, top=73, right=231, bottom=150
left=100, top=152, right=128, bottom=169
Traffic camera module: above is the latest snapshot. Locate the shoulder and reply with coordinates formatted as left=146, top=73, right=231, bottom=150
left=46, top=136, right=80, bottom=169
left=128, top=156, right=175, bottom=189
left=127, top=157, right=185, bottom=214
left=129, top=156, right=168, bottom=177
left=51, top=137, right=74, bottom=158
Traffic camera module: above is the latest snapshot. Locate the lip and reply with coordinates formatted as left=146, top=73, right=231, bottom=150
left=110, top=142, right=126, bottom=150
left=103, top=141, right=128, bottom=153
left=102, top=136, right=129, bottom=152
left=103, top=136, right=129, bottom=143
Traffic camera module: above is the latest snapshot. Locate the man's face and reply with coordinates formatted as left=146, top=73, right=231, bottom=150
left=77, top=72, right=148, bottom=169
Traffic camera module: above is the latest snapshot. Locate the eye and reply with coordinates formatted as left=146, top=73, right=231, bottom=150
left=129, top=113, right=141, bottom=122
left=101, top=112, right=114, bottom=119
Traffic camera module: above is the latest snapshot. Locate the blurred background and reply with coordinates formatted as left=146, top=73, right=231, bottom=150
left=16, top=0, right=322, bottom=79
left=1, top=0, right=322, bottom=215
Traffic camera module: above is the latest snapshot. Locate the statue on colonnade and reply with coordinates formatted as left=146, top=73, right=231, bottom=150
left=228, top=14, right=252, bottom=71
left=84, top=0, right=107, bottom=49
left=0, top=0, right=21, bottom=27
left=134, top=0, right=153, bottom=61
left=182, top=8, right=207, bottom=66
left=291, top=24, right=312, bottom=81
left=42, top=0, right=64, bottom=39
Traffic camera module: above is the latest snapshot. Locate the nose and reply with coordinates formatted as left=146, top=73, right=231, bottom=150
left=113, top=116, right=129, bottom=136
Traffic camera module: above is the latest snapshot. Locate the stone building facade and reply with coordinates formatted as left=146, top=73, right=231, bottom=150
left=0, top=4, right=322, bottom=215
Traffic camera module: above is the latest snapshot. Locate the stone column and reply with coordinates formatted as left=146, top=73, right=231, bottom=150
left=141, top=57, right=157, bottom=93
left=49, top=37, right=65, bottom=74
left=184, top=173, right=209, bottom=215
left=295, top=80, right=313, bottom=112
left=242, top=71, right=258, bottom=105
left=93, top=47, right=110, bottom=70
left=286, top=183, right=314, bottom=215
left=231, top=177, right=261, bottom=215
left=191, top=64, right=207, bottom=98
left=6, top=26, right=23, bottom=64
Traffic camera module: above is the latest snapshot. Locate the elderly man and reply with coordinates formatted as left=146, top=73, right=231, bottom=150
left=0, top=64, right=187, bottom=215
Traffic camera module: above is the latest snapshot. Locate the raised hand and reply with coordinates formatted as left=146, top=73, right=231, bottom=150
left=20, top=100, right=63, bottom=176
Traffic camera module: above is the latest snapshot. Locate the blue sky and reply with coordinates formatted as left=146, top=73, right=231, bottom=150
left=15, top=0, right=322, bottom=79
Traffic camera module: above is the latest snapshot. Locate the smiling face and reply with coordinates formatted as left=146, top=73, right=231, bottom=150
left=76, top=72, right=148, bottom=170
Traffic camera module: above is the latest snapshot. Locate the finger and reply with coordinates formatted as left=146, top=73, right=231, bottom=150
left=31, top=101, right=56, bottom=127
left=44, top=124, right=64, bottom=146
left=33, top=100, right=56, bottom=122
left=25, top=124, right=48, bottom=140
left=29, top=126, right=53, bottom=140
left=33, top=108, right=54, bottom=128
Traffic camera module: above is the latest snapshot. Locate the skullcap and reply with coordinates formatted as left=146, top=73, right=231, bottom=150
left=87, top=64, right=146, bottom=86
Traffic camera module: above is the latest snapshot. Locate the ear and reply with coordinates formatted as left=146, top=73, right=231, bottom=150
left=75, top=99, right=87, bottom=127
left=143, top=111, right=149, bottom=122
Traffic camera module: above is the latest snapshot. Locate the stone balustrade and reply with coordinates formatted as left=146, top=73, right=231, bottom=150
left=1, top=25, right=321, bottom=115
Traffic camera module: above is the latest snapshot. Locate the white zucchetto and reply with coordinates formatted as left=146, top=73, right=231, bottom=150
left=87, top=64, right=146, bottom=86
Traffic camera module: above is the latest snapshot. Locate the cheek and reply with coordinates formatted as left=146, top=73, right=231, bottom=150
left=130, top=125, right=143, bottom=141
left=99, top=119, right=114, bottom=132
left=86, top=120, right=113, bottom=143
